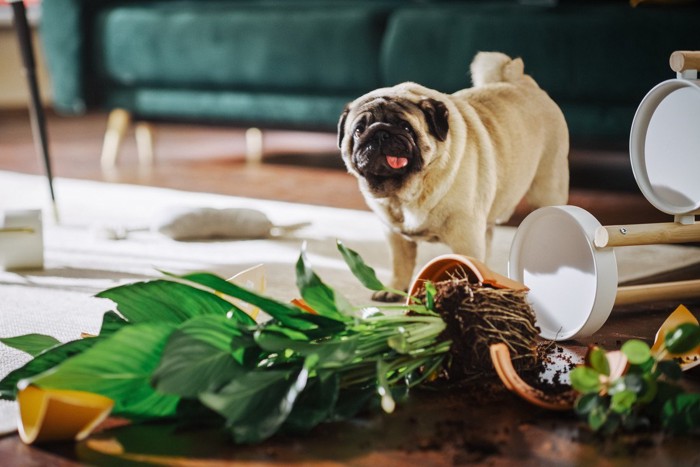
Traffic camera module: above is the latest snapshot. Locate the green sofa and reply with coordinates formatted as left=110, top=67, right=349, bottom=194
left=40, top=0, right=699, bottom=153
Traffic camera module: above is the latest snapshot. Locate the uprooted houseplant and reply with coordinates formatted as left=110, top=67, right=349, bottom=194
left=0, top=242, right=699, bottom=442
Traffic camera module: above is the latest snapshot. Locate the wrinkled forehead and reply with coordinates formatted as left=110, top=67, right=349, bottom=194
left=349, top=95, right=420, bottom=123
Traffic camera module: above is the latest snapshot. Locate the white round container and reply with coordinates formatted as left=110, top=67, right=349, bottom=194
left=629, top=78, right=700, bottom=216
left=508, top=206, right=618, bottom=341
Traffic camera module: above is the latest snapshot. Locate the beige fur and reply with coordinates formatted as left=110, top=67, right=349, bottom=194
left=338, top=52, right=569, bottom=301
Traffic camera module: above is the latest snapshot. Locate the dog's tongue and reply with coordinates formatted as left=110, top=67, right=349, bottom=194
left=386, top=155, right=409, bottom=169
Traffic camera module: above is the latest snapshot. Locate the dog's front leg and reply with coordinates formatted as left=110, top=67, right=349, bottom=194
left=442, top=219, right=488, bottom=263
left=372, top=229, right=417, bottom=302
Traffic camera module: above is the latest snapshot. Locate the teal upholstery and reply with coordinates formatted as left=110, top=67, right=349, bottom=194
left=381, top=3, right=699, bottom=141
left=103, top=88, right=353, bottom=128
left=40, top=0, right=700, bottom=144
left=94, top=5, right=387, bottom=93
left=40, top=0, right=86, bottom=113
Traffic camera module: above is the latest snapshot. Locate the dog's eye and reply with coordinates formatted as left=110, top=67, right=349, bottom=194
left=354, top=125, right=365, bottom=137
left=401, top=123, right=412, bottom=133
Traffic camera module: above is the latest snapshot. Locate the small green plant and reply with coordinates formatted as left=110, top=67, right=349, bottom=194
left=570, top=321, right=700, bottom=435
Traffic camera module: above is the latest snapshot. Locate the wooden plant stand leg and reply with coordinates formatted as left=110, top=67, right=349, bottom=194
left=135, top=122, right=156, bottom=166
left=100, top=108, right=131, bottom=170
left=245, top=127, right=263, bottom=164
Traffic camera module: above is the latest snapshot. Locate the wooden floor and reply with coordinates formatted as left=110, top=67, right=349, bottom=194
left=0, top=108, right=670, bottom=226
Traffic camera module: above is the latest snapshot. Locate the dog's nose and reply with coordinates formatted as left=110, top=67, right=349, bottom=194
left=375, top=130, right=390, bottom=142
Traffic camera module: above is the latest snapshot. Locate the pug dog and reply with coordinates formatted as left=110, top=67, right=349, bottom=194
left=338, top=51, right=569, bottom=301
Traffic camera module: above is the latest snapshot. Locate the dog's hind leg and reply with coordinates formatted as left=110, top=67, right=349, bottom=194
left=525, top=148, right=569, bottom=209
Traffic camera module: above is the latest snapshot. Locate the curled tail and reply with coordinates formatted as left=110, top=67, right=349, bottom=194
left=470, top=51, right=534, bottom=87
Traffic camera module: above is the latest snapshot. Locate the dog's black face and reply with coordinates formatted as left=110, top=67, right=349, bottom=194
left=338, top=97, right=449, bottom=196
left=349, top=110, right=422, bottom=191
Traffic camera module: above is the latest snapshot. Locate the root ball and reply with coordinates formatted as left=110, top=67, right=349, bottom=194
left=423, top=278, right=541, bottom=382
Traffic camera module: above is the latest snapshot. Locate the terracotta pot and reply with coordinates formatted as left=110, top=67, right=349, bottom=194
left=407, top=254, right=527, bottom=301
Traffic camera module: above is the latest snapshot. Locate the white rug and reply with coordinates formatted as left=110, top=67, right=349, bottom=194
left=1, top=170, right=699, bottom=435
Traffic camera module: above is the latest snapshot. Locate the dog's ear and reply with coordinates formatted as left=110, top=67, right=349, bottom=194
left=337, top=105, right=350, bottom=148
left=419, top=98, right=449, bottom=142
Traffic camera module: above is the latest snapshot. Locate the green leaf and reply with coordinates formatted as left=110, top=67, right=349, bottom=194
left=655, top=359, right=683, bottom=381
left=662, top=393, right=700, bottom=434
left=0, top=334, right=61, bottom=357
left=295, top=250, right=352, bottom=320
left=405, top=355, right=446, bottom=388
left=332, top=384, right=375, bottom=420
left=599, top=413, right=621, bottom=436
left=200, top=357, right=315, bottom=443
left=621, top=339, right=651, bottom=365
left=0, top=338, right=98, bottom=400
left=254, top=326, right=359, bottom=366
left=336, top=240, right=386, bottom=291
left=307, top=337, right=361, bottom=366
left=570, top=366, right=602, bottom=394
left=637, top=373, right=658, bottom=405
left=32, top=323, right=180, bottom=418
left=168, top=314, right=257, bottom=361
left=0, top=310, right=129, bottom=400
left=100, top=310, right=130, bottom=335
left=0, top=310, right=127, bottom=360
left=387, top=332, right=409, bottom=354
left=588, top=405, right=608, bottom=431
left=97, top=279, right=237, bottom=324
left=152, top=316, right=252, bottom=398
left=621, top=373, right=644, bottom=394
left=283, top=372, right=340, bottom=432
left=588, top=346, right=610, bottom=376
left=664, top=323, right=700, bottom=355
left=610, top=390, right=637, bottom=414
left=424, top=282, right=437, bottom=312
left=154, top=336, right=243, bottom=398
left=167, top=273, right=258, bottom=326
left=636, top=355, right=655, bottom=373
left=253, top=326, right=310, bottom=360
left=653, top=380, right=685, bottom=411
left=575, top=392, right=603, bottom=416
left=176, top=272, right=344, bottom=335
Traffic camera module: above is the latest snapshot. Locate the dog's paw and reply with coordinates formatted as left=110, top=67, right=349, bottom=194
left=371, top=290, right=405, bottom=303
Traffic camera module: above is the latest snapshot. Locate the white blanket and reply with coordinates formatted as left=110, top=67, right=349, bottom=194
left=1, top=171, right=698, bottom=435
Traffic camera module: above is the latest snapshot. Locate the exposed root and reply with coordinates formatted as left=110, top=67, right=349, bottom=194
left=417, top=278, right=540, bottom=383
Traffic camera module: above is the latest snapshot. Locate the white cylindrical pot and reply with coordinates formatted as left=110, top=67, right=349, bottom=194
left=629, top=78, right=700, bottom=216
left=508, top=206, right=618, bottom=341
